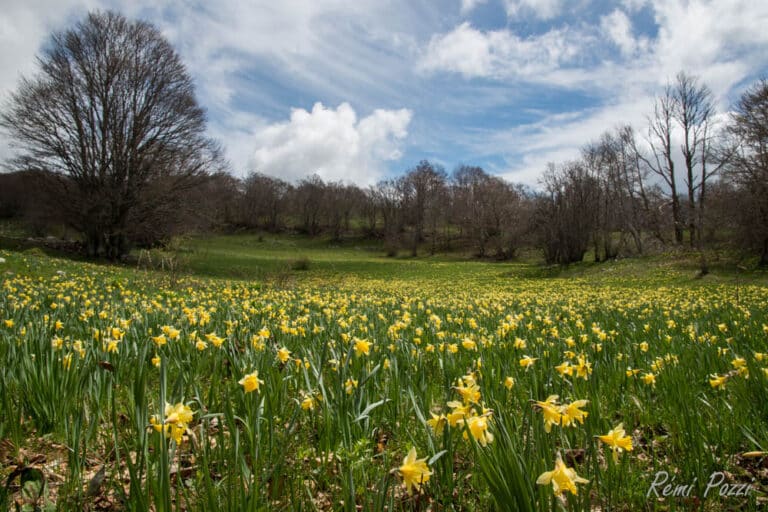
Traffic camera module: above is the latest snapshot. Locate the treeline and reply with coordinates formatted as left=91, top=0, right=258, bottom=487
left=207, top=73, right=766, bottom=267
left=0, top=9, right=767, bottom=265
left=3, top=76, right=768, bottom=266
left=3, top=74, right=766, bottom=268
left=532, top=73, right=768, bottom=268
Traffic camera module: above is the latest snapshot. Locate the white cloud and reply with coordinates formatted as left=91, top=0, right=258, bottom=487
left=0, top=0, right=98, bottom=163
left=503, top=0, right=564, bottom=20
left=3, top=0, right=767, bottom=189
left=460, top=0, right=487, bottom=14
left=418, top=22, right=590, bottom=81
left=491, top=95, right=653, bottom=187
left=250, top=102, right=412, bottom=185
left=0, top=0, right=97, bottom=96
left=0, top=0, right=431, bottom=173
left=649, top=0, right=768, bottom=97
left=601, top=9, right=647, bottom=57
left=423, top=0, right=768, bottom=189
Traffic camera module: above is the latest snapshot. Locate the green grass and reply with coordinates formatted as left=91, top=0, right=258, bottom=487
left=169, top=233, right=768, bottom=292
left=161, top=233, right=534, bottom=286
left=1, top=234, right=768, bottom=511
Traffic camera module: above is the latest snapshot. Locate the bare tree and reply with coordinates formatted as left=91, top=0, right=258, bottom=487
left=451, top=166, right=524, bottom=258
left=242, top=173, right=291, bottom=231
left=360, top=186, right=380, bottom=236
left=323, top=181, right=359, bottom=242
left=400, top=160, right=446, bottom=256
left=583, top=126, right=651, bottom=259
left=0, top=11, right=223, bottom=258
left=452, top=166, right=489, bottom=256
left=727, top=79, right=768, bottom=265
left=534, top=162, right=599, bottom=264
left=671, top=72, right=716, bottom=247
left=374, top=179, right=404, bottom=255
left=641, top=84, right=684, bottom=244
left=294, top=174, right=326, bottom=236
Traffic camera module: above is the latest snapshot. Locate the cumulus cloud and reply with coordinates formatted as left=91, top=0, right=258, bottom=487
left=418, top=22, right=589, bottom=80
left=0, top=0, right=430, bottom=173
left=251, top=102, right=412, bottom=185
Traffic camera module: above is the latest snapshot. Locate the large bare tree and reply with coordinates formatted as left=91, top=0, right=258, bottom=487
left=671, top=72, right=716, bottom=247
left=642, top=84, right=684, bottom=244
left=0, top=11, right=223, bottom=259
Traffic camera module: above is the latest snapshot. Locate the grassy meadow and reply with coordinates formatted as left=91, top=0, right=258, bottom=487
left=1, top=235, right=768, bottom=511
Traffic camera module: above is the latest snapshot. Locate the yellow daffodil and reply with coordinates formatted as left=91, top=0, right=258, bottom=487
left=598, top=423, right=633, bottom=462
left=708, top=373, right=727, bottom=389
left=555, top=361, right=573, bottom=377
left=353, top=338, right=371, bottom=357
left=239, top=370, right=264, bottom=393
left=446, top=400, right=472, bottom=427
left=463, top=413, right=494, bottom=446
left=560, top=400, right=589, bottom=428
left=301, top=396, right=315, bottom=411
left=344, top=378, right=358, bottom=395
left=536, top=453, right=589, bottom=496
left=575, top=356, right=592, bottom=380
left=427, top=412, right=447, bottom=435
left=153, top=402, right=194, bottom=444
left=455, top=379, right=481, bottom=404
left=398, top=447, right=432, bottom=495
left=535, top=395, right=562, bottom=433
left=277, top=347, right=291, bottom=364
left=205, top=332, right=225, bottom=348
left=642, top=372, right=656, bottom=387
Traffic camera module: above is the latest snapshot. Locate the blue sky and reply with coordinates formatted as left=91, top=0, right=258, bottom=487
left=2, top=0, right=767, bottom=186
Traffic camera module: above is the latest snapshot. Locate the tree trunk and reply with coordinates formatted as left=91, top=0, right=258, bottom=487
left=671, top=193, right=683, bottom=244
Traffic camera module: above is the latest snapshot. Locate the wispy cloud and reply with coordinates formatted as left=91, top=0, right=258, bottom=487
left=1, top=0, right=766, bottom=187
left=460, top=0, right=487, bottom=15
left=600, top=9, right=649, bottom=58
left=418, top=0, right=768, bottom=185
left=503, top=0, right=564, bottom=20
